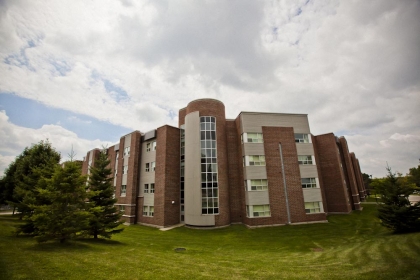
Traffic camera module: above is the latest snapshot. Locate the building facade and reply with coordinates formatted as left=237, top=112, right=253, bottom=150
left=82, top=99, right=366, bottom=228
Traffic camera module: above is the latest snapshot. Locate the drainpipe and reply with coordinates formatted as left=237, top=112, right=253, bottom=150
left=279, top=143, right=291, bottom=224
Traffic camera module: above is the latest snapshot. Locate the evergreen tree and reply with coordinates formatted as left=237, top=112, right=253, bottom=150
left=9, top=141, right=61, bottom=234
left=85, top=149, right=123, bottom=239
left=377, top=167, right=420, bottom=233
left=31, top=161, right=91, bottom=243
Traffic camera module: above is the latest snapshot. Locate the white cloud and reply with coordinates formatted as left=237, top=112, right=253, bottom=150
left=0, top=0, right=419, bottom=177
left=0, top=110, right=111, bottom=176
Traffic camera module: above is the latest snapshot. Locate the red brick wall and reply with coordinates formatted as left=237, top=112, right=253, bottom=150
left=115, top=131, right=142, bottom=224
left=155, top=125, right=181, bottom=227
left=313, top=133, right=351, bottom=213
left=226, top=120, right=243, bottom=223
left=338, top=137, right=361, bottom=210
left=351, top=153, right=365, bottom=200
left=179, top=108, right=186, bottom=127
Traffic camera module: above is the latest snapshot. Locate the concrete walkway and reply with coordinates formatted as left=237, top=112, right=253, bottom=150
left=159, top=223, right=185, bottom=231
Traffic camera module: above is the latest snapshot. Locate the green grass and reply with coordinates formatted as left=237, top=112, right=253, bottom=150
left=1, top=205, right=419, bottom=280
left=365, top=195, right=382, bottom=202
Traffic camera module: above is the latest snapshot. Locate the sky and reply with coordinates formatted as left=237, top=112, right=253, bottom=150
left=0, top=0, right=419, bottom=178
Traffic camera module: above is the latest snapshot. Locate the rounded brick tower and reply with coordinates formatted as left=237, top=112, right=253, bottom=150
left=179, top=99, right=230, bottom=227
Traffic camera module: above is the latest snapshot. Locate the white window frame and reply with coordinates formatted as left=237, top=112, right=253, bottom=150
left=150, top=183, right=155, bottom=193
left=295, top=133, right=311, bottom=143
left=123, top=165, right=128, bottom=174
left=305, top=201, right=323, bottom=213
left=243, top=132, right=263, bottom=143
left=245, top=155, right=266, bottom=166
left=301, top=178, right=318, bottom=188
left=146, top=143, right=151, bottom=152
left=143, top=205, right=154, bottom=217
left=298, top=155, right=313, bottom=165
left=121, top=185, right=127, bottom=197
left=245, top=179, right=268, bottom=191
left=144, top=184, right=149, bottom=193
left=145, top=163, right=150, bottom=172
left=119, top=205, right=125, bottom=213
left=123, top=147, right=130, bottom=156
left=246, top=204, right=271, bottom=218
left=151, top=162, right=156, bottom=172
left=152, top=141, right=157, bottom=151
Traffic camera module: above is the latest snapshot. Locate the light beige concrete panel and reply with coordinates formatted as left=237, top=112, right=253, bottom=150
left=243, top=143, right=265, bottom=155
left=184, top=111, right=215, bottom=226
left=124, top=134, right=131, bottom=148
left=139, top=140, right=156, bottom=191
left=296, top=144, right=315, bottom=155
left=143, top=194, right=154, bottom=205
left=299, top=165, right=318, bottom=178
left=122, top=174, right=127, bottom=185
left=303, top=188, right=323, bottom=202
left=246, top=191, right=270, bottom=205
left=241, top=113, right=310, bottom=134
left=139, top=173, right=155, bottom=193
left=244, top=166, right=267, bottom=179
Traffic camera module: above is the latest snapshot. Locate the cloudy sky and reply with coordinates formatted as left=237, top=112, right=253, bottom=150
left=0, top=0, right=419, bottom=178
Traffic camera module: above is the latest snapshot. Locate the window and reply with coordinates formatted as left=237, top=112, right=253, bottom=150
left=144, top=184, right=149, bottom=193
left=116, top=153, right=119, bottom=160
left=246, top=204, right=271, bottom=217
left=119, top=205, right=125, bottom=213
left=150, top=183, right=155, bottom=193
left=305, top=202, right=322, bottom=213
left=246, top=133, right=263, bottom=143
left=301, top=178, right=317, bottom=188
left=200, top=116, right=219, bottom=215
left=123, top=147, right=130, bottom=156
left=146, top=141, right=156, bottom=152
left=298, top=155, right=313, bottom=165
left=145, top=163, right=150, bottom=172
left=123, top=165, right=128, bottom=174
left=121, top=185, right=126, bottom=197
left=143, top=206, right=154, bottom=216
left=295, top=134, right=310, bottom=143
left=151, top=162, right=156, bottom=172
left=245, top=179, right=268, bottom=191
left=248, top=155, right=266, bottom=166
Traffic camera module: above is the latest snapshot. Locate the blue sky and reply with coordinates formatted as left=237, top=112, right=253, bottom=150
left=0, top=0, right=419, bottom=177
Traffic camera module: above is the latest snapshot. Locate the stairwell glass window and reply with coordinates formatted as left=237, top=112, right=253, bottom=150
left=295, top=134, right=310, bottom=143
left=301, top=178, right=317, bottom=188
left=151, top=162, right=156, bottom=172
left=123, top=165, right=128, bottom=174
left=123, top=147, right=130, bottom=156
left=298, top=155, right=313, bottom=165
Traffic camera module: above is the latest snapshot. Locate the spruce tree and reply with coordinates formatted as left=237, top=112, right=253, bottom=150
left=31, top=161, right=91, bottom=243
left=85, top=149, right=123, bottom=239
left=377, top=167, right=420, bottom=233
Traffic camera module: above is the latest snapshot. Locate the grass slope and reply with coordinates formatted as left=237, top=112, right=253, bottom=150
left=0, top=205, right=419, bottom=280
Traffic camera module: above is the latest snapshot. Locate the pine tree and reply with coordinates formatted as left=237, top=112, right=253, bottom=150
left=31, top=161, right=91, bottom=243
left=377, top=167, right=420, bottom=233
left=85, top=149, right=123, bottom=239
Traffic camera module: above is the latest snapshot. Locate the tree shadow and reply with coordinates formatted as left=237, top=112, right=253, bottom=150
left=76, top=238, right=124, bottom=246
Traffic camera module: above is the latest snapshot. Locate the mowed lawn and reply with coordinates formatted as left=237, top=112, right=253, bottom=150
left=1, top=205, right=419, bottom=280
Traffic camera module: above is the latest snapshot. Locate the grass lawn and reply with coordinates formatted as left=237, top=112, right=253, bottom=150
left=1, top=205, right=419, bottom=280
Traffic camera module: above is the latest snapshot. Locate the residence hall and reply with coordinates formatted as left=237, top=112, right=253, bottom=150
left=82, top=99, right=366, bottom=228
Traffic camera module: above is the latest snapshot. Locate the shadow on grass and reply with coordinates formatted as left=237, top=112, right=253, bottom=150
left=24, top=237, right=124, bottom=252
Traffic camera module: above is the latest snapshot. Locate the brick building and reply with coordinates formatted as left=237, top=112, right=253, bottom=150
left=82, top=99, right=365, bottom=228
